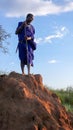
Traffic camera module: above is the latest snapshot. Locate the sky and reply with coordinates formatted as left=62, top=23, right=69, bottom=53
left=0, top=0, right=73, bottom=89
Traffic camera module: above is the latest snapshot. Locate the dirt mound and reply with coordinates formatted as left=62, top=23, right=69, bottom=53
left=0, top=71, right=73, bottom=130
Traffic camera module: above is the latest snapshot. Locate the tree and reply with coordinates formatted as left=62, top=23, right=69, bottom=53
left=0, top=25, right=10, bottom=53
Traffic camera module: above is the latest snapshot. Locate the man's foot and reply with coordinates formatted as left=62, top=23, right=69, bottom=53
left=22, top=72, right=25, bottom=75
left=28, top=73, right=30, bottom=76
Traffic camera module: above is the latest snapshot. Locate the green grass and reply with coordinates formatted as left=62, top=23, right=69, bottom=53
left=53, top=89, right=73, bottom=113
left=46, top=86, right=73, bottom=113
left=64, top=104, right=73, bottom=112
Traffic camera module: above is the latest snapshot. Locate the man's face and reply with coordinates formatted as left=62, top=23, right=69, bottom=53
left=26, top=16, right=34, bottom=23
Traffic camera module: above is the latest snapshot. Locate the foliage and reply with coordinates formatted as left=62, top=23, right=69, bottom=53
left=46, top=86, right=73, bottom=113
left=0, top=25, right=10, bottom=53
left=52, top=87, right=73, bottom=113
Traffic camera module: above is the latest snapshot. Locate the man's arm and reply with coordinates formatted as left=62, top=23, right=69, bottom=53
left=15, top=22, right=26, bottom=34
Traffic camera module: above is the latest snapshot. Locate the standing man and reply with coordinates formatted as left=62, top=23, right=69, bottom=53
left=15, top=13, right=36, bottom=75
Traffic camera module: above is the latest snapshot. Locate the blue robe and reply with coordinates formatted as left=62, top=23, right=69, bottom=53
left=16, top=22, right=36, bottom=66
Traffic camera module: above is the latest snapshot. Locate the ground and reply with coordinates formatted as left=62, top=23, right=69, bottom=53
left=0, top=71, right=73, bottom=130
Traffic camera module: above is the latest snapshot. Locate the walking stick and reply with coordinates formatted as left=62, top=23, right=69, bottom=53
left=24, top=25, right=30, bottom=75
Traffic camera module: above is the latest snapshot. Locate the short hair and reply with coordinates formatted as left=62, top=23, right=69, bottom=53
left=26, top=13, right=34, bottom=19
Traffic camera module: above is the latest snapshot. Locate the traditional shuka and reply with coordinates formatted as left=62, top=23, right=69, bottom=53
left=16, top=22, right=36, bottom=66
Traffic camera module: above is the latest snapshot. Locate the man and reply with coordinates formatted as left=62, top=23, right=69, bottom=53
left=15, top=13, right=36, bottom=75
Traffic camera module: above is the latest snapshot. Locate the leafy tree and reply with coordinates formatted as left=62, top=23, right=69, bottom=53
left=0, top=25, right=10, bottom=53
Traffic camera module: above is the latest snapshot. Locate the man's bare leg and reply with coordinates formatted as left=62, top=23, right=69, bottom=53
left=20, top=62, right=25, bottom=75
left=27, top=64, right=30, bottom=75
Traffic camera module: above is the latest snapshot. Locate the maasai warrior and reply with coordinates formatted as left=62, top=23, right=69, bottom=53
left=15, top=13, right=36, bottom=75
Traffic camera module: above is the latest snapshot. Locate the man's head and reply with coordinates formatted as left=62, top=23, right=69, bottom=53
left=26, top=13, right=34, bottom=24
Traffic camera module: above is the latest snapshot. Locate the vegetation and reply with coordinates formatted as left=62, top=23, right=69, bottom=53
left=52, top=87, right=73, bottom=113
left=45, top=85, right=73, bottom=113
left=0, top=25, right=10, bottom=53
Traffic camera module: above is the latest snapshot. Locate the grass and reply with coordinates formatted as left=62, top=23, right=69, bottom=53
left=45, top=86, right=73, bottom=113
left=53, top=89, right=73, bottom=113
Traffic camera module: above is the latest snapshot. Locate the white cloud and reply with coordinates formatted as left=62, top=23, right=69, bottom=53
left=48, top=59, right=57, bottom=64
left=9, top=62, right=15, bottom=66
left=0, top=0, right=73, bottom=17
left=44, top=26, right=68, bottom=43
left=62, top=1, right=73, bottom=12
left=35, top=26, right=69, bottom=44
left=35, top=37, right=43, bottom=44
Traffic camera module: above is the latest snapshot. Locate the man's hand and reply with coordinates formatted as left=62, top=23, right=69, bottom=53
left=24, top=36, right=31, bottom=40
